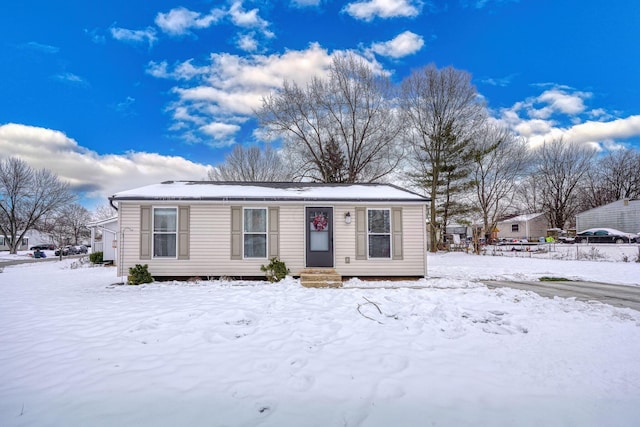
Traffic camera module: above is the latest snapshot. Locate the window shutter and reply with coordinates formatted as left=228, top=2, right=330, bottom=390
left=140, top=206, right=151, bottom=260
left=178, top=206, right=190, bottom=260
left=392, top=207, right=403, bottom=260
left=268, top=207, right=279, bottom=258
left=355, top=207, right=366, bottom=260
left=230, top=206, right=242, bottom=260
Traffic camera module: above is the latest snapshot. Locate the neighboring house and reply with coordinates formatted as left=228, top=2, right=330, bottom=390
left=0, top=235, right=29, bottom=251
left=109, top=181, right=430, bottom=280
left=576, top=199, right=640, bottom=234
left=87, top=216, right=119, bottom=263
left=24, top=229, right=55, bottom=248
left=496, top=213, right=548, bottom=242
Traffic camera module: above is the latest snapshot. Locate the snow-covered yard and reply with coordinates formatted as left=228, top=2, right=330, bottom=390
left=1, top=251, right=639, bottom=426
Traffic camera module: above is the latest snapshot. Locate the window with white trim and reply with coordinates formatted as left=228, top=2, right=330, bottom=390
left=0, top=236, right=4, bottom=246
left=511, top=224, right=519, bottom=233
left=244, top=208, right=267, bottom=258
left=153, top=207, right=177, bottom=258
left=367, top=209, right=391, bottom=258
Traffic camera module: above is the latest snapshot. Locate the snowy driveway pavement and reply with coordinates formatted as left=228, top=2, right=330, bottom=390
left=483, top=280, right=640, bottom=311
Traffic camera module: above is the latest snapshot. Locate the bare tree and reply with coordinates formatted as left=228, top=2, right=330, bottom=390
left=61, top=204, right=92, bottom=244
left=257, top=52, right=403, bottom=182
left=578, top=148, right=640, bottom=210
left=535, top=138, right=596, bottom=229
left=0, top=157, right=74, bottom=254
left=208, top=144, right=294, bottom=182
left=93, top=203, right=117, bottom=221
left=400, top=64, right=486, bottom=251
left=470, top=124, right=531, bottom=250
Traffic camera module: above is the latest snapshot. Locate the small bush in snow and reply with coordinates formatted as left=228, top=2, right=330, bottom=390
left=128, top=264, right=153, bottom=285
left=89, top=251, right=103, bottom=264
left=260, top=257, right=290, bottom=283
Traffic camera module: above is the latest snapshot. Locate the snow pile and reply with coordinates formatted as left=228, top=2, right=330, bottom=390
left=1, top=258, right=640, bottom=426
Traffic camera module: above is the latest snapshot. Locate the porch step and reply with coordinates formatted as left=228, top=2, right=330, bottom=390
left=299, top=268, right=343, bottom=288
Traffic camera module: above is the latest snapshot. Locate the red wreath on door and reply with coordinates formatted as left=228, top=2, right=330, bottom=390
left=313, top=213, right=328, bottom=231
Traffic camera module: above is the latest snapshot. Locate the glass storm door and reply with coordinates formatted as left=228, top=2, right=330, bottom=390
left=305, top=207, right=333, bottom=267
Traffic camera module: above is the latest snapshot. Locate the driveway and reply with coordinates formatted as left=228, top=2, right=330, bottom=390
left=483, top=280, right=640, bottom=311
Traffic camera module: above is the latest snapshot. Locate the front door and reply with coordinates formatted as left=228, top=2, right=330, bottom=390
left=305, top=207, right=333, bottom=267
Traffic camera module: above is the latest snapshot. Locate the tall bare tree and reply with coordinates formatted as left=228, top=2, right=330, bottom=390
left=400, top=64, right=486, bottom=251
left=0, top=157, right=74, bottom=253
left=469, top=124, right=530, bottom=249
left=578, top=148, right=640, bottom=210
left=257, top=52, right=403, bottom=182
left=535, top=138, right=596, bottom=229
left=208, top=144, right=294, bottom=182
left=39, top=204, right=92, bottom=261
left=92, top=203, right=118, bottom=221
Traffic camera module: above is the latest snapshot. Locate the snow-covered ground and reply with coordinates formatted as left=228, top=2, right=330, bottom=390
left=1, top=251, right=639, bottom=426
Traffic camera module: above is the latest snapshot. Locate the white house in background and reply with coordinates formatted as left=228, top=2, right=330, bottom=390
left=576, top=199, right=640, bottom=234
left=87, top=216, right=118, bottom=263
left=496, top=213, right=548, bottom=242
left=108, top=181, right=430, bottom=280
left=0, top=235, right=29, bottom=251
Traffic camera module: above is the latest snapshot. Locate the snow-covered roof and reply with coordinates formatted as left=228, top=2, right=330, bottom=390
left=499, top=212, right=545, bottom=223
left=87, top=216, right=118, bottom=228
left=110, top=181, right=430, bottom=203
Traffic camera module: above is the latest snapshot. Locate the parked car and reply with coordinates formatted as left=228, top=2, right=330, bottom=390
left=574, top=228, right=638, bottom=244
left=55, top=245, right=78, bottom=256
left=30, top=244, right=55, bottom=250
left=74, top=245, right=88, bottom=254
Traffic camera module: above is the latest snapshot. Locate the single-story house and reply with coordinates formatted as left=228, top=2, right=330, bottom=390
left=108, top=181, right=430, bottom=280
left=496, top=212, right=548, bottom=242
left=0, top=235, right=29, bottom=251
left=87, top=216, right=119, bottom=263
left=576, top=199, right=640, bottom=234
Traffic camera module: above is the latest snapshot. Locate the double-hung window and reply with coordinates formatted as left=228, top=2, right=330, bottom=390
left=511, top=224, right=519, bottom=233
left=244, top=208, right=267, bottom=258
left=153, top=207, right=177, bottom=258
left=367, top=209, right=391, bottom=258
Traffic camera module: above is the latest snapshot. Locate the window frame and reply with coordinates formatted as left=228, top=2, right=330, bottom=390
left=243, top=207, right=268, bottom=259
left=511, top=224, right=519, bottom=233
left=367, top=208, right=392, bottom=259
left=152, top=206, right=178, bottom=259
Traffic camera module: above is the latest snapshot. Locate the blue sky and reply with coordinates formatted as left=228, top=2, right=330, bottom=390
left=1, top=0, right=639, bottom=207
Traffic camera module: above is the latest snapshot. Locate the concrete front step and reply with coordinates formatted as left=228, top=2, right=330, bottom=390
left=299, top=268, right=342, bottom=288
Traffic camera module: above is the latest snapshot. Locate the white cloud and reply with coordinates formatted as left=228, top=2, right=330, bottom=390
left=563, top=115, right=640, bottom=146
left=23, top=41, right=60, bottom=54
left=53, top=72, right=88, bottom=86
left=479, top=74, right=516, bottom=87
left=110, top=26, right=157, bottom=48
left=495, top=86, right=640, bottom=149
left=0, top=123, right=210, bottom=206
left=228, top=1, right=269, bottom=29
left=291, top=0, right=323, bottom=6
left=535, top=88, right=589, bottom=117
left=370, top=31, right=424, bottom=58
left=148, top=43, right=341, bottom=144
left=343, top=0, right=423, bottom=21
left=237, top=33, right=259, bottom=52
left=200, top=122, right=242, bottom=144
left=155, top=7, right=224, bottom=36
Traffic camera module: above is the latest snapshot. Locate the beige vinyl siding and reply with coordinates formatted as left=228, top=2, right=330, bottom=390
left=333, top=204, right=425, bottom=277
left=118, top=201, right=426, bottom=278
left=119, top=202, right=306, bottom=278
